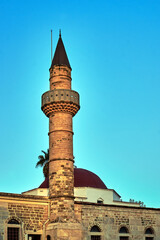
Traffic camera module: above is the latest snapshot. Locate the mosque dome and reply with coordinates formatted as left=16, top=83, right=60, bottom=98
left=74, top=168, right=107, bottom=189
left=39, top=168, right=107, bottom=190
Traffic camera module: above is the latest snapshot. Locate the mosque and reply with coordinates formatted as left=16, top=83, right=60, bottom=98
left=0, top=33, right=160, bottom=240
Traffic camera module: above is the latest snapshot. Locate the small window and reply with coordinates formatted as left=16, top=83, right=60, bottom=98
left=145, top=228, right=154, bottom=240
left=97, top=198, right=104, bottom=204
left=119, top=227, right=129, bottom=233
left=91, top=237, right=101, bottom=240
left=119, top=226, right=129, bottom=240
left=90, top=225, right=101, bottom=240
left=8, top=219, right=20, bottom=224
left=7, top=219, right=20, bottom=240
left=47, top=236, right=51, bottom=240
left=8, top=227, right=19, bottom=240
left=90, top=226, right=101, bottom=232
left=145, top=228, right=154, bottom=234
left=28, top=234, right=41, bottom=240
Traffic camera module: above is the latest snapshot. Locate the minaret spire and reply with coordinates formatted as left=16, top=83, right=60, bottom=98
left=41, top=33, right=80, bottom=229
left=59, top=29, right=61, bottom=38
left=51, top=29, right=53, bottom=62
left=50, top=31, right=71, bottom=69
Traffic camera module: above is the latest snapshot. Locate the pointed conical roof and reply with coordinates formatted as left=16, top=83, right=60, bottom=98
left=50, top=33, right=71, bottom=69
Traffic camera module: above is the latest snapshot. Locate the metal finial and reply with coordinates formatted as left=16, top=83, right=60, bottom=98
left=51, top=29, right=53, bottom=62
left=59, top=29, right=61, bottom=38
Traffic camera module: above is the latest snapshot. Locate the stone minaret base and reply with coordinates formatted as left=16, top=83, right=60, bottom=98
left=46, top=222, right=83, bottom=240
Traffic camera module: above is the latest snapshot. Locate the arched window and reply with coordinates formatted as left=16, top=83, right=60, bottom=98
left=90, top=225, right=101, bottom=240
left=145, top=228, right=154, bottom=240
left=145, top=228, right=154, bottom=234
left=7, top=219, right=20, bottom=240
left=8, top=219, right=20, bottom=224
left=119, top=226, right=129, bottom=240
left=91, top=226, right=101, bottom=232
left=97, top=198, right=104, bottom=204
left=119, top=227, right=129, bottom=233
left=47, top=235, right=51, bottom=240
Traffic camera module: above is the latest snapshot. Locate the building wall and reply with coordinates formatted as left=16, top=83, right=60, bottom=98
left=75, top=202, right=160, bottom=240
left=0, top=194, right=49, bottom=240
left=1, top=194, right=160, bottom=240
left=0, top=202, right=8, bottom=240
left=22, top=188, right=49, bottom=197
left=74, top=187, right=140, bottom=207
left=75, top=187, right=115, bottom=204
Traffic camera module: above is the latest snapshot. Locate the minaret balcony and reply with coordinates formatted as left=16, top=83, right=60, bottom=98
left=41, top=89, right=80, bottom=117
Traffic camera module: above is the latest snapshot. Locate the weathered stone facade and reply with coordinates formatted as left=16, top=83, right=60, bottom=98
left=0, top=193, right=48, bottom=239
left=1, top=194, right=160, bottom=239
left=75, top=202, right=160, bottom=239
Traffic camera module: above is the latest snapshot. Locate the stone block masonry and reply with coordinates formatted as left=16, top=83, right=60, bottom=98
left=76, top=202, right=160, bottom=240
left=8, top=203, right=48, bottom=231
left=41, top=33, right=82, bottom=239
left=0, top=193, right=49, bottom=238
left=42, top=35, right=80, bottom=224
left=0, top=203, right=8, bottom=240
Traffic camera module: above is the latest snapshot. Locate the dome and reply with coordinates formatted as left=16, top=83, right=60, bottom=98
left=74, top=168, right=107, bottom=189
left=39, top=168, right=107, bottom=190
left=39, top=177, right=49, bottom=188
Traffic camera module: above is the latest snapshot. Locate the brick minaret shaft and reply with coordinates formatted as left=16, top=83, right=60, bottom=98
left=42, top=33, right=80, bottom=223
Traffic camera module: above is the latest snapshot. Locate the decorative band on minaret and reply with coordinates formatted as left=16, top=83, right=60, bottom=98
left=41, top=33, right=80, bottom=223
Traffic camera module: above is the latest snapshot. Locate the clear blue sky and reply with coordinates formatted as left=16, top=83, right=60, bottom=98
left=0, top=0, right=160, bottom=208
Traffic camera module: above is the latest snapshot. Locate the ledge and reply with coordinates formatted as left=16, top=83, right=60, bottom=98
left=75, top=201, right=160, bottom=211
left=0, top=192, right=49, bottom=202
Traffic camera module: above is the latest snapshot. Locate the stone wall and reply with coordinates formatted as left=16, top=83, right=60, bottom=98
left=75, top=202, right=160, bottom=240
left=0, top=203, right=8, bottom=240
left=8, top=203, right=48, bottom=231
left=1, top=194, right=160, bottom=240
left=0, top=193, right=49, bottom=239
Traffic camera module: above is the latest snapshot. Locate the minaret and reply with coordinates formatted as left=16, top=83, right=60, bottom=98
left=41, top=32, right=80, bottom=224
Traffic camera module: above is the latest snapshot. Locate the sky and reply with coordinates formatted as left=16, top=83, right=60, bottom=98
left=0, top=0, right=160, bottom=208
